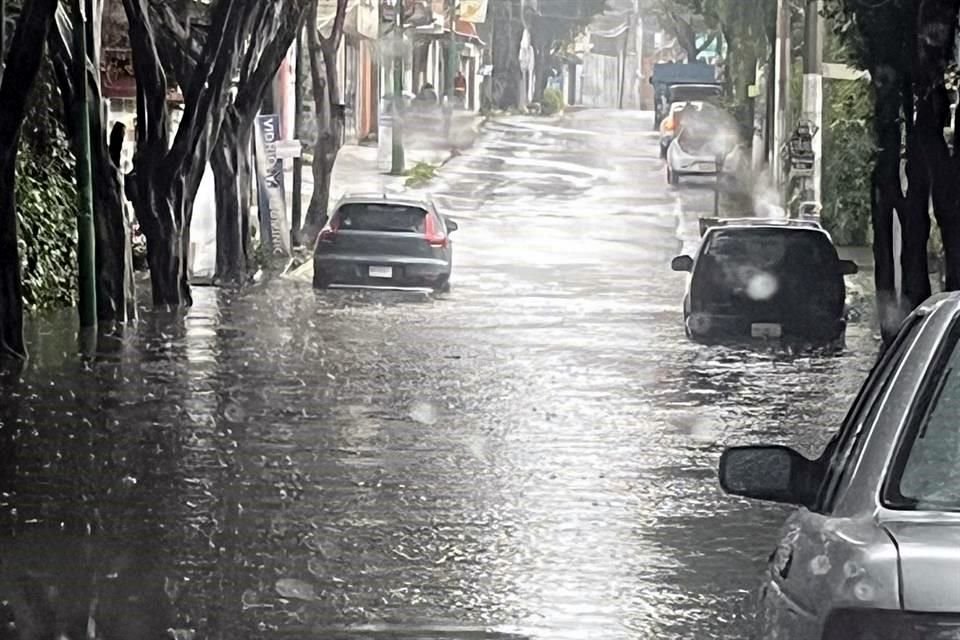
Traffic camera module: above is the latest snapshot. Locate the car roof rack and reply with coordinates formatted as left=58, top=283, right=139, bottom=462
left=698, top=216, right=823, bottom=237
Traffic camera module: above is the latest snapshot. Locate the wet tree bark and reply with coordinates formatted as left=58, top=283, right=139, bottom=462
left=0, top=146, right=24, bottom=360
left=871, top=78, right=903, bottom=342
left=0, top=0, right=60, bottom=360
left=490, top=0, right=523, bottom=110
left=153, top=0, right=311, bottom=283
left=302, top=0, right=348, bottom=245
left=122, top=0, right=254, bottom=307
left=531, top=39, right=549, bottom=104
left=901, top=126, right=932, bottom=309
left=211, top=117, right=251, bottom=284
left=915, top=0, right=960, bottom=290
left=49, top=7, right=132, bottom=323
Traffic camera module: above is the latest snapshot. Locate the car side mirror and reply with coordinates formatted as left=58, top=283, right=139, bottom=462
left=719, top=446, right=818, bottom=507
left=671, top=255, right=694, bottom=272
left=446, top=218, right=459, bottom=232
left=839, top=260, right=859, bottom=276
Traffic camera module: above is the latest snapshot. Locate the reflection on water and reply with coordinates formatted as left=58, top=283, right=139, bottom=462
left=0, top=113, right=880, bottom=639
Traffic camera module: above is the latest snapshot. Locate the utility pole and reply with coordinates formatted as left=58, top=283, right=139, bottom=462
left=292, top=26, right=304, bottom=247
left=618, top=13, right=632, bottom=109
left=772, top=0, right=791, bottom=199
left=801, top=0, right=824, bottom=205
left=445, top=0, right=459, bottom=139
left=391, top=0, right=405, bottom=175
left=72, top=0, right=97, bottom=328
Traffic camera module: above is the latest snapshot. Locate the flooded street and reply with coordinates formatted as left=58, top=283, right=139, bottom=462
left=1, top=110, right=879, bottom=639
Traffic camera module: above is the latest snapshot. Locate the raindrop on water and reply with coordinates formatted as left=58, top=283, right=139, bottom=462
left=408, top=401, right=439, bottom=426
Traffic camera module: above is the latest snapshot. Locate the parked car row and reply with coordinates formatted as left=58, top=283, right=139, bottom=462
left=677, top=212, right=960, bottom=637
left=721, top=291, right=960, bottom=640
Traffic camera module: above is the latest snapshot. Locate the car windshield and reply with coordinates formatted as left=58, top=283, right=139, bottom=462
left=336, top=203, right=427, bottom=233
left=894, top=338, right=960, bottom=510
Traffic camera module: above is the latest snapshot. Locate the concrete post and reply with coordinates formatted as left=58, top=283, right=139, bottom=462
left=772, top=0, right=791, bottom=196
left=801, top=0, right=824, bottom=204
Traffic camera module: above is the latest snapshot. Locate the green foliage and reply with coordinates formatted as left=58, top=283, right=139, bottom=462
left=541, top=87, right=565, bottom=116
left=404, top=161, right=439, bottom=188
left=15, top=66, right=79, bottom=312
left=821, top=79, right=873, bottom=246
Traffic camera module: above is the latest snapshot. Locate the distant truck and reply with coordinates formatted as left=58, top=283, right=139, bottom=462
left=650, top=63, right=723, bottom=130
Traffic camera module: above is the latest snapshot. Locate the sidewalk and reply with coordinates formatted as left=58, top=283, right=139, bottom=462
left=285, top=112, right=485, bottom=219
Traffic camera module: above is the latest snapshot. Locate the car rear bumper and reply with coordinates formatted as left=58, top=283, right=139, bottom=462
left=686, top=312, right=846, bottom=343
left=671, top=158, right=717, bottom=174
left=313, top=255, right=451, bottom=289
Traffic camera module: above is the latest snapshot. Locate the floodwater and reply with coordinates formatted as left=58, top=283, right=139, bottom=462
left=0, top=110, right=879, bottom=639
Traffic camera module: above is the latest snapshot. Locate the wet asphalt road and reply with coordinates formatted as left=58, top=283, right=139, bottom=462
left=0, top=110, right=880, bottom=640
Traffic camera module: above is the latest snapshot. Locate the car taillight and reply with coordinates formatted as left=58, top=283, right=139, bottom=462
left=425, top=214, right=447, bottom=248
left=665, top=117, right=675, bottom=132
left=823, top=608, right=960, bottom=640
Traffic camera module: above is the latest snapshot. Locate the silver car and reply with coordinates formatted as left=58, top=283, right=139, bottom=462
left=313, top=194, right=458, bottom=291
left=720, top=292, right=960, bottom=639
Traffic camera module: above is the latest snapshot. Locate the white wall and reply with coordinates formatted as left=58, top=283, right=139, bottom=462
left=580, top=53, right=621, bottom=108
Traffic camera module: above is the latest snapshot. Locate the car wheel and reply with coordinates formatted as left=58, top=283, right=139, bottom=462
left=435, top=278, right=451, bottom=294
left=660, top=144, right=668, bottom=160
left=668, top=168, right=679, bottom=186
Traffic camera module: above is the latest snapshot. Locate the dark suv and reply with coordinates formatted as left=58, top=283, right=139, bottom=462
left=671, top=219, right=858, bottom=346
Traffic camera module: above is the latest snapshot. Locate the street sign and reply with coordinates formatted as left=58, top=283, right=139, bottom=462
left=275, top=140, right=303, bottom=159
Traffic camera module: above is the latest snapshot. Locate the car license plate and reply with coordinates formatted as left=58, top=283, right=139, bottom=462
left=700, top=162, right=716, bottom=171
left=752, top=323, right=783, bottom=339
left=369, top=266, right=393, bottom=279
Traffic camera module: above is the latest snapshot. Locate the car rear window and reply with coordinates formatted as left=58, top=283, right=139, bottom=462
left=669, top=86, right=722, bottom=101
left=704, top=228, right=838, bottom=269
left=696, top=228, right=842, bottom=307
left=336, top=204, right=428, bottom=233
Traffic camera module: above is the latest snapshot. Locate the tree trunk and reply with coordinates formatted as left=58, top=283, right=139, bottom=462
left=0, top=0, right=60, bottom=360
left=212, top=117, right=251, bottom=285
left=871, top=79, right=904, bottom=342
left=532, top=43, right=548, bottom=103
left=491, top=0, right=523, bottom=110
left=0, top=146, right=25, bottom=359
left=302, top=12, right=346, bottom=244
left=92, top=154, right=130, bottom=322
left=901, top=129, right=932, bottom=308
left=131, top=168, right=192, bottom=307
left=49, top=9, right=133, bottom=324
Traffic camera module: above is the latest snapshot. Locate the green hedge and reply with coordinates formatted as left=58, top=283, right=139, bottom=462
left=821, top=79, right=873, bottom=246
left=542, top=87, right=564, bottom=116
left=15, top=71, right=79, bottom=312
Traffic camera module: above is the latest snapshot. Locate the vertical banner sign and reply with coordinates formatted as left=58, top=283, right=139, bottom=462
left=255, top=114, right=291, bottom=255
left=458, top=0, right=488, bottom=23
